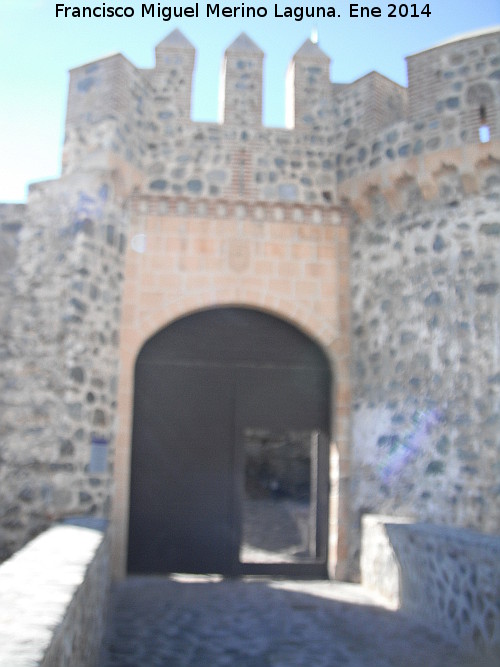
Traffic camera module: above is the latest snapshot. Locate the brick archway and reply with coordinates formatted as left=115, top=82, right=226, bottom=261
left=112, top=208, right=352, bottom=579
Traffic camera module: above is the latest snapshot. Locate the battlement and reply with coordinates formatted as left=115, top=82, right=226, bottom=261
left=65, top=27, right=499, bottom=129
left=62, top=27, right=499, bottom=208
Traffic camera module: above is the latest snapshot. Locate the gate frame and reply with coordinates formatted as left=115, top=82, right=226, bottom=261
left=112, top=300, right=351, bottom=581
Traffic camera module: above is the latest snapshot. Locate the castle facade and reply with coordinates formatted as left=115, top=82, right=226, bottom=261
left=0, top=27, right=498, bottom=579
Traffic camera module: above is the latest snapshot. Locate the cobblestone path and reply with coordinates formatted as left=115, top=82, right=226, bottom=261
left=100, top=576, right=481, bottom=667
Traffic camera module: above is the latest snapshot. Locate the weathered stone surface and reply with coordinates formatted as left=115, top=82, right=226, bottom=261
left=0, top=177, right=122, bottom=560
left=0, top=525, right=109, bottom=667
left=387, top=522, right=500, bottom=660
left=350, top=167, right=500, bottom=566
left=362, top=516, right=500, bottom=662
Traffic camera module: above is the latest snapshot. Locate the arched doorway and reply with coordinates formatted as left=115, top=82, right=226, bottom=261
left=127, top=307, right=332, bottom=577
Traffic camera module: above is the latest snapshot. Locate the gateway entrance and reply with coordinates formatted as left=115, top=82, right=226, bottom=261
left=127, top=307, right=331, bottom=577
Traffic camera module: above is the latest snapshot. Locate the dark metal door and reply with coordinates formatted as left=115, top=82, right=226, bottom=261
left=127, top=308, right=331, bottom=576
left=128, top=364, right=235, bottom=573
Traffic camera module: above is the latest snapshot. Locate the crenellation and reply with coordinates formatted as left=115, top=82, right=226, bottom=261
left=64, top=54, right=146, bottom=176
left=286, top=38, right=331, bottom=130
left=151, top=28, right=196, bottom=120
left=62, top=28, right=500, bottom=206
left=331, top=72, right=408, bottom=141
left=219, top=33, right=264, bottom=127
left=66, top=54, right=135, bottom=127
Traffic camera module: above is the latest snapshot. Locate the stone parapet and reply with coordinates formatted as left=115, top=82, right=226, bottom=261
left=360, top=514, right=414, bottom=608
left=362, top=515, right=500, bottom=661
left=389, top=521, right=500, bottom=661
left=0, top=523, right=109, bottom=666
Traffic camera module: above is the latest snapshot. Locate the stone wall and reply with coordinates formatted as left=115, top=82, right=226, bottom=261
left=390, top=523, right=500, bottom=660
left=0, top=523, right=109, bottom=666
left=337, top=29, right=499, bottom=200
left=361, top=515, right=500, bottom=661
left=0, top=172, right=126, bottom=560
left=349, top=159, right=500, bottom=567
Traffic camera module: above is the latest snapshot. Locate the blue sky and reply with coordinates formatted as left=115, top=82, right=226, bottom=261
left=1, top=1, right=498, bottom=202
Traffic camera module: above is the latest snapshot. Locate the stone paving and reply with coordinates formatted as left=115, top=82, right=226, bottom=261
left=99, top=576, right=486, bottom=667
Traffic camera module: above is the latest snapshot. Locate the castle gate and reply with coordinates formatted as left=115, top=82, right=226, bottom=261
left=127, top=307, right=331, bottom=577
left=111, top=199, right=352, bottom=580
